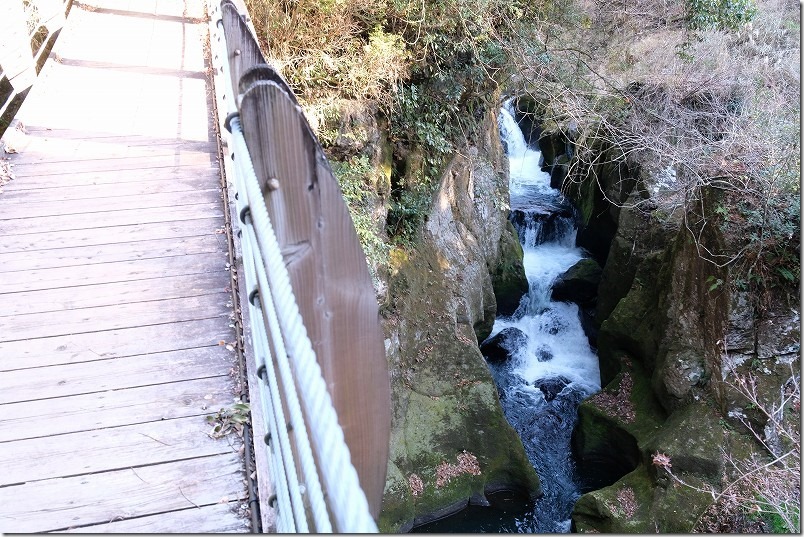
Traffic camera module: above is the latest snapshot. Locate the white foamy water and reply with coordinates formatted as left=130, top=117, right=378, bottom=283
left=483, top=101, right=602, bottom=533
left=492, top=103, right=600, bottom=393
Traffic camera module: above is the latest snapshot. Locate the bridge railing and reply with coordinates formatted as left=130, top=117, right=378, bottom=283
left=207, top=1, right=391, bottom=532
left=0, top=0, right=71, bottom=127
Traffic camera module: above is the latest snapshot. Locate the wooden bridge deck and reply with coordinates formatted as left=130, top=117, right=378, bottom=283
left=0, top=0, right=250, bottom=532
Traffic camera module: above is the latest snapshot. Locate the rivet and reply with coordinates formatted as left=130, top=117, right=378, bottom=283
left=266, top=178, right=280, bottom=191
left=234, top=49, right=241, bottom=56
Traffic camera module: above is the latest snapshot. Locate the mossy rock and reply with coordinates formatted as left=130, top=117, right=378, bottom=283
left=380, top=222, right=540, bottom=531
left=491, top=220, right=528, bottom=322
left=574, top=392, right=747, bottom=532
left=573, top=355, right=666, bottom=490
left=573, top=463, right=713, bottom=533
left=597, top=250, right=669, bottom=384
left=641, top=399, right=728, bottom=482
left=551, top=257, right=602, bottom=307
left=573, top=465, right=655, bottom=533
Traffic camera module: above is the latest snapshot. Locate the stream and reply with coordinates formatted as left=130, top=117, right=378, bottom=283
left=415, top=101, right=601, bottom=533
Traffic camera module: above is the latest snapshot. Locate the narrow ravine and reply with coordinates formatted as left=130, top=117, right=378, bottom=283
left=486, top=101, right=602, bottom=532
left=413, top=101, right=602, bottom=533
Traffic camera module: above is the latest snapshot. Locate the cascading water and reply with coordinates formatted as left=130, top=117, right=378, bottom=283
left=412, top=102, right=602, bottom=534
left=488, top=101, right=601, bottom=532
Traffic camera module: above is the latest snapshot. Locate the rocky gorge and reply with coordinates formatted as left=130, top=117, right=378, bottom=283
left=318, top=83, right=800, bottom=531
left=240, top=0, right=800, bottom=529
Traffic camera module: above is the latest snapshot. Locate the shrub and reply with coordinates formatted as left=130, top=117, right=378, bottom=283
left=686, top=0, right=758, bottom=31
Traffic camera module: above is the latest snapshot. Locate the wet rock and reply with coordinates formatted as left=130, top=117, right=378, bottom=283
left=492, top=220, right=529, bottom=319
left=535, top=344, right=553, bottom=362
left=534, top=376, right=571, bottom=402
left=480, top=327, right=528, bottom=364
left=551, top=258, right=603, bottom=307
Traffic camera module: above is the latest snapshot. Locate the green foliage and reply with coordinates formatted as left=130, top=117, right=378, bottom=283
left=386, top=182, right=434, bottom=247
left=748, top=495, right=801, bottom=533
left=706, top=275, right=724, bottom=292
left=331, top=155, right=390, bottom=273
left=686, top=0, right=757, bottom=31
left=731, top=192, right=801, bottom=297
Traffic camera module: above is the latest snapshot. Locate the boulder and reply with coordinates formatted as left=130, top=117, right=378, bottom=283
left=535, top=344, right=553, bottom=362
left=551, top=258, right=603, bottom=307
left=534, top=376, right=571, bottom=402
left=480, top=327, right=528, bottom=364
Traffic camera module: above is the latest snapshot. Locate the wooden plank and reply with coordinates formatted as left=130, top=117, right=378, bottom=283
left=6, top=134, right=215, bottom=162
left=0, top=202, right=223, bottom=236
left=0, top=293, right=231, bottom=342
left=7, top=141, right=215, bottom=166
left=0, top=416, right=238, bottom=486
left=0, top=252, right=229, bottom=293
left=0, top=454, right=246, bottom=533
left=0, top=346, right=235, bottom=405
left=0, top=218, right=224, bottom=254
left=1, top=272, right=227, bottom=317
left=0, top=317, right=236, bottom=372
left=0, top=189, right=222, bottom=220
left=0, top=376, right=235, bottom=442
left=19, top=128, right=214, bottom=146
left=8, top=153, right=217, bottom=176
left=0, top=235, right=226, bottom=273
left=1, top=165, right=220, bottom=191
left=0, top=175, right=219, bottom=203
left=1, top=271, right=227, bottom=315
left=58, top=503, right=249, bottom=533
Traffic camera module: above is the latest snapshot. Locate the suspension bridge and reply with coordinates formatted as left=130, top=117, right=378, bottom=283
left=0, top=0, right=391, bottom=532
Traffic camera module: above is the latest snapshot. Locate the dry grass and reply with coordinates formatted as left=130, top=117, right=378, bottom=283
left=408, top=473, right=424, bottom=497
left=243, top=0, right=408, bottom=107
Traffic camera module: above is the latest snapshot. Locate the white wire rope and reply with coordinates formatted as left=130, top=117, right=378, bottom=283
left=238, top=205, right=307, bottom=532
left=237, top=154, right=330, bottom=531
left=231, top=126, right=333, bottom=533
left=212, top=13, right=313, bottom=532
left=229, top=116, right=378, bottom=533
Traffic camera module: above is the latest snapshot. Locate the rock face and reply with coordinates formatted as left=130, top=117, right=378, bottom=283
left=538, top=130, right=803, bottom=532
left=319, top=98, right=539, bottom=532
left=492, top=220, right=529, bottom=317
left=378, top=106, right=541, bottom=532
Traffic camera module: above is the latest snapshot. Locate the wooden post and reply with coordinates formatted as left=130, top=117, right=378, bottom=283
left=0, top=1, right=37, bottom=92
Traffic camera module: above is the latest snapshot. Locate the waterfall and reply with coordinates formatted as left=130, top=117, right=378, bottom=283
left=413, top=101, right=603, bottom=534
left=487, top=101, right=601, bottom=532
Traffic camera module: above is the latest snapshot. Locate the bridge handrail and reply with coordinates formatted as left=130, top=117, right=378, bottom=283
left=0, top=0, right=70, bottom=123
left=208, top=1, right=382, bottom=532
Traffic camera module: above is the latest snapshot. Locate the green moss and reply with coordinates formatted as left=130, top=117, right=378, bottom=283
left=378, top=461, right=415, bottom=532
left=381, top=239, right=541, bottom=530
left=489, top=220, right=528, bottom=328
left=597, top=250, right=669, bottom=382
left=641, top=399, right=726, bottom=481
left=574, top=461, right=713, bottom=533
